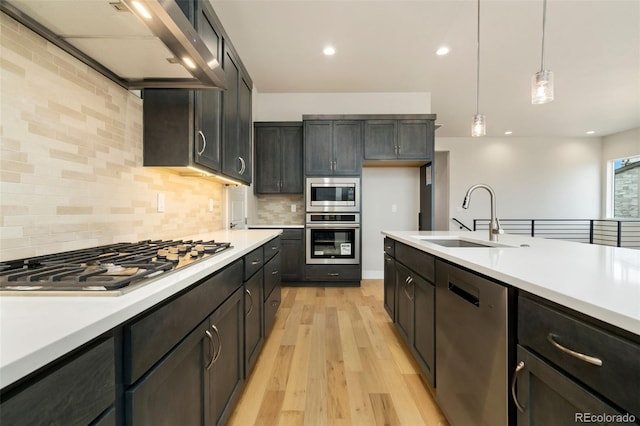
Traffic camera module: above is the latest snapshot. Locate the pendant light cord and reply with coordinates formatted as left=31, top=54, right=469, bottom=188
left=476, top=0, right=480, bottom=114
left=540, top=0, right=547, bottom=71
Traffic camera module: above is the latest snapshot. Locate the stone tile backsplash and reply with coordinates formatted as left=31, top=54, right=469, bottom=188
left=0, top=14, right=224, bottom=260
left=254, top=194, right=305, bottom=225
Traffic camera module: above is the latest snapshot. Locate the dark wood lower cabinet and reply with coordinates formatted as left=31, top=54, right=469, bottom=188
left=208, top=288, right=244, bottom=426
left=0, top=337, right=115, bottom=426
left=514, top=346, right=627, bottom=426
left=244, top=271, right=264, bottom=377
left=281, top=230, right=303, bottom=283
left=383, top=254, right=395, bottom=319
left=395, top=263, right=413, bottom=345
left=126, top=322, right=208, bottom=426
left=411, top=272, right=435, bottom=386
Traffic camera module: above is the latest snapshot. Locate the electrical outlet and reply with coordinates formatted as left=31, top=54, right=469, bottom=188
left=209, top=199, right=214, bottom=212
left=291, top=204, right=296, bottom=213
left=157, top=193, right=165, bottom=213
left=391, top=204, right=397, bottom=213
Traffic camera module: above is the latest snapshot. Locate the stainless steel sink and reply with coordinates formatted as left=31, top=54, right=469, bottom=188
left=423, top=239, right=495, bottom=248
left=414, top=237, right=514, bottom=248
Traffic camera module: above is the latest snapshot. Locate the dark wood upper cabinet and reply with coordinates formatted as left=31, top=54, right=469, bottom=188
left=142, top=1, right=252, bottom=184
left=364, top=117, right=435, bottom=162
left=304, top=120, right=362, bottom=176
left=222, top=47, right=252, bottom=184
left=254, top=122, right=303, bottom=194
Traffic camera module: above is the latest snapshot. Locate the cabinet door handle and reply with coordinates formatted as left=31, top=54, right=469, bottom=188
left=404, top=277, right=414, bottom=301
left=238, top=156, right=246, bottom=174
left=547, top=333, right=603, bottom=366
left=245, top=288, right=254, bottom=316
left=251, top=259, right=261, bottom=266
left=211, top=324, right=222, bottom=363
left=271, top=270, right=279, bottom=275
left=197, top=130, right=207, bottom=156
left=205, top=330, right=215, bottom=370
left=271, top=246, right=278, bottom=251
left=511, top=361, right=526, bottom=413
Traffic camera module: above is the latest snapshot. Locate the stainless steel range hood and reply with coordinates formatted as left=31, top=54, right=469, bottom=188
left=1, top=0, right=226, bottom=90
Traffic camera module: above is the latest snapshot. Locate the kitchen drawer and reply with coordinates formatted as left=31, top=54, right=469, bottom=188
left=264, top=252, right=281, bottom=300
left=384, top=237, right=395, bottom=257
left=244, top=246, right=264, bottom=280
left=518, top=295, right=640, bottom=418
left=124, top=260, right=243, bottom=385
left=1, top=337, right=115, bottom=426
left=305, top=264, right=361, bottom=281
left=282, top=228, right=304, bottom=240
left=264, top=236, right=281, bottom=262
left=395, top=241, right=434, bottom=282
left=264, top=284, right=281, bottom=333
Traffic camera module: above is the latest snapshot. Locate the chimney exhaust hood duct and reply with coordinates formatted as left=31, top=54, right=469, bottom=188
left=0, top=0, right=226, bottom=90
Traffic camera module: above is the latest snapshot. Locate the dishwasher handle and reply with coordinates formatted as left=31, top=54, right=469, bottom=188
left=448, top=282, right=480, bottom=307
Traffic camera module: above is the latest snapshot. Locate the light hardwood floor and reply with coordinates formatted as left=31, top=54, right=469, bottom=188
left=228, top=280, right=449, bottom=426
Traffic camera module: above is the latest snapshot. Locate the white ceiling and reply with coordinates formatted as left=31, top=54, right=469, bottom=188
left=211, top=0, right=640, bottom=138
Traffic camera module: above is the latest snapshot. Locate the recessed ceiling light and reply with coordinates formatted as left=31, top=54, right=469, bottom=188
left=436, top=46, right=450, bottom=56
left=586, top=130, right=595, bottom=135
left=323, top=46, right=336, bottom=56
left=504, top=131, right=513, bottom=135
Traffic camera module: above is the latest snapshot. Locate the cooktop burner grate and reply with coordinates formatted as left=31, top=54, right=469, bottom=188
left=0, top=239, right=232, bottom=294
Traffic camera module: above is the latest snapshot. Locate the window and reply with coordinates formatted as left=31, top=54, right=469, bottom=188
left=611, top=155, right=640, bottom=218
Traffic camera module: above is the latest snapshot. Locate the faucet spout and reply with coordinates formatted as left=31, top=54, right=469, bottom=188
left=462, top=184, right=503, bottom=242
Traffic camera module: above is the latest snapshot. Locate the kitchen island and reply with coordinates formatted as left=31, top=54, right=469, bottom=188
left=382, top=230, right=640, bottom=426
left=383, top=230, right=640, bottom=334
left=0, top=229, right=281, bottom=390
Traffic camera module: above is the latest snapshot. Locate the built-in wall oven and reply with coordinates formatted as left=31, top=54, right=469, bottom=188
left=306, top=213, right=360, bottom=264
left=306, top=177, right=360, bottom=212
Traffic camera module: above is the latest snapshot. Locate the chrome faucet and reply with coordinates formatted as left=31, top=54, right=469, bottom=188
left=462, top=184, right=503, bottom=242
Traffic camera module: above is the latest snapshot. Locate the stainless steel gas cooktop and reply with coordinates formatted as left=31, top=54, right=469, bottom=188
left=0, top=240, right=232, bottom=296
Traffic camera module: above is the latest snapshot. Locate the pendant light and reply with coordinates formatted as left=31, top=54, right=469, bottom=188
left=532, top=0, right=554, bottom=104
left=471, top=0, right=486, bottom=137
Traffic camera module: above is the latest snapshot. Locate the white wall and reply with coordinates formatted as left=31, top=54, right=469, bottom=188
left=601, top=127, right=640, bottom=217
left=254, top=92, right=431, bottom=121
left=361, top=167, right=420, bottom=278
left=435, top=136, right=603, bottom=230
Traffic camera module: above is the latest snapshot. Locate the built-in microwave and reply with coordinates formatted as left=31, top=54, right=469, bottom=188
left=305, top=177, right=360, bottom=212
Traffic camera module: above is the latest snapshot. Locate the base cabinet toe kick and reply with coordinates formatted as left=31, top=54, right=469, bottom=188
left=382, top=237, right=640, bottom=426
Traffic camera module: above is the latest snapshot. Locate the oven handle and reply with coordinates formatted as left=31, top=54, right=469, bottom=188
left=305, top=223, right=360, bottom=229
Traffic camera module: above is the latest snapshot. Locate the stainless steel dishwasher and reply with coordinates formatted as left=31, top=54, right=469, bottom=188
left=435, top=259, right=511, bottom=426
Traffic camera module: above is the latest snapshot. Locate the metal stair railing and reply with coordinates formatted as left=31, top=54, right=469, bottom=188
left=472, top=218, right=640, bottom=249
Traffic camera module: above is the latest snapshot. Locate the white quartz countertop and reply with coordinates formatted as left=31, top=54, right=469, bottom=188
left=0, top=229, right=281, bottom=389
left=382, top=230, right=640, bottom=336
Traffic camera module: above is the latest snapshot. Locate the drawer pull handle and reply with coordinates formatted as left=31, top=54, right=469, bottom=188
left=205, top=330, right=215, bottom=370
left=547, top=333, right=603, bottom=367
left=271, top=270, right=279, bottom=275
left=251, top=260, right=261, bottom=265
left=245, top=289, right=254, bottom=316
left=328, top=273, right=340, bottom=276
left=272, top=246, right=278, bottom=250
left=511, top=361, right=526, bottom=413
